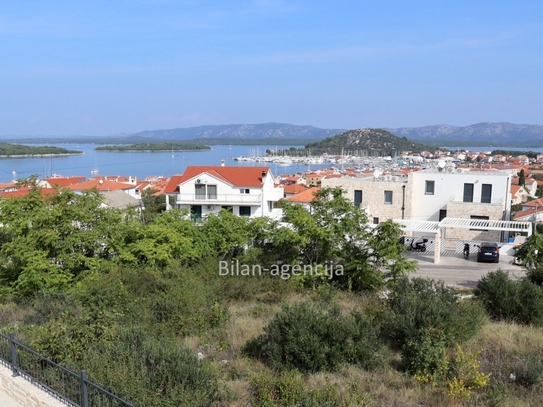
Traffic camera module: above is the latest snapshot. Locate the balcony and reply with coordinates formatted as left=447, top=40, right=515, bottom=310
left=448, top=195, right=504, bottom=205
left=176, top=192, right=263, bottom=205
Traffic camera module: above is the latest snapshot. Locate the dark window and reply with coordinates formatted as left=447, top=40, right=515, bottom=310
left=240, top=188, right=250, bottom=194
left=463, top=183, right=474, bottom=202
left=373, top=217, right=379, bottom=224
left=481, top=184, right=492, bottom=203
left=207, top=185, right=217, bottom=199
left=425, top=180, right=435, bottom=195
left=470, top=215, right=489, bottom=231
left=384, top=190, right=393, bottom=204
left=354, top=190, right=362, bottom=208
left=195, top=184, right=206, bottom=199
left=439, top=209, right=447, bottom=221
left=239, top=206, right=251, bottom=216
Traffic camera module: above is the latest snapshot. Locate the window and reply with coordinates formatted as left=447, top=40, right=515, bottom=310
left=354, top=190, right=362, bottom=208
left=195, top=184, right=206, bottom=199
left=384, top=190, right=393, bottom=204
left=481, top=184, right=492, bottom=203
left=425, top=180, right=435, bottom=195
left=195, top=184, right=217, bottom=200
left=207, top=185, right=217, bottom=199
left=240, top=188, right=250, bottom=194
left=470, top=215, right=489, bottom=231
left=463, top=183, right=474, bottom=202
left=373, top=217, right=379, bottom=224
left=439, top=209, right=447, bottom=221
left=239, top=206, right=251, bottom=216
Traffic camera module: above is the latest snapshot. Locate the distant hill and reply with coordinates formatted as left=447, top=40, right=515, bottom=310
left=387, top=122, right=543, bottom=147
left=131, top=123, right=346, bottom=141
left=299, top=128, right=435, bottom=156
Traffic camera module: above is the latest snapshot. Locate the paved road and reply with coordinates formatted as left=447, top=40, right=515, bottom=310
left=406, top=247, right=526, bottom=289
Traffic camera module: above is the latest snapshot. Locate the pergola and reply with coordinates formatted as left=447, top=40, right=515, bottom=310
left=393, top=217, right=533, bottom=264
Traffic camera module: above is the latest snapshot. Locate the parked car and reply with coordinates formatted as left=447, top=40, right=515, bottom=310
left=476, top=242, right=500, bottom=263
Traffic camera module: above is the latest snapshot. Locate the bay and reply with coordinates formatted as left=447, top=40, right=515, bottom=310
left=0, top=144, right=331, bottom=183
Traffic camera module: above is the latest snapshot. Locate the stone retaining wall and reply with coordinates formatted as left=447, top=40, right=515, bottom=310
left=0, top=364, right=66, bottom=407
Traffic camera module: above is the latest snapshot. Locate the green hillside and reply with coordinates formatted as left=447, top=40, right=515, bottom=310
left=299, top=128, right=437, bottom=156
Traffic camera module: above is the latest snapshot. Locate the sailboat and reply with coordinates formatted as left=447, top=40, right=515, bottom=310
left=171, top=147, right=175, bottom=158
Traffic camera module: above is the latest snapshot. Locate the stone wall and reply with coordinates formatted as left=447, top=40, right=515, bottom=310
left=322, top=177, right=411, bottom=222
left=0, top=364, right=65, bottom=407
left=445, top=201, right=504, bottom=242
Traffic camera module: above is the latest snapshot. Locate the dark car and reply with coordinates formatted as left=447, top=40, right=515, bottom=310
left=477, top=242, right=500, bottom=263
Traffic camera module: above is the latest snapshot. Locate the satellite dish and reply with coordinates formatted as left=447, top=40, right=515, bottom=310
left=437, top=160, right=446, bottom=169
left=98, top=180, right=104, bottom=185
left=373, top=169, right=382, bottom=178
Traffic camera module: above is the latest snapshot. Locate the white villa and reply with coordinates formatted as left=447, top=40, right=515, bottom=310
left=163, top=165, right=284, bottom=220
left=322, top=168, right=515, bottom=245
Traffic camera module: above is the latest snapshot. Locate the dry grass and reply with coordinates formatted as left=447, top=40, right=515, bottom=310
left=217, top=294, right=543, bottom=407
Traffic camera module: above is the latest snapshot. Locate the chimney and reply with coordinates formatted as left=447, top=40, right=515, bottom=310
left=262, top=170, right=267, bottom=185
left=221, top=160, right=225, bottom=167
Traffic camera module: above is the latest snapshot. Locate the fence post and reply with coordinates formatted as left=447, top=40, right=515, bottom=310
left=81, top=370, right=89, bottom=407
left=9, top=332, right=18, bottom=377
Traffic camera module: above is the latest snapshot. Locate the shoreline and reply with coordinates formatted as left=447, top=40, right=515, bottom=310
left=94, top=148, right=211, bottom=152
left=0, top=152, right=84, bottom=158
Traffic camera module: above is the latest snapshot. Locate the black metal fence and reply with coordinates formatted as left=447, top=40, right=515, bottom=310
left=0, top=332, right=135, bottom=407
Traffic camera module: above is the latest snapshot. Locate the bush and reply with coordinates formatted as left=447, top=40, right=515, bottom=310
left=516, top=278, right=543, bottom=326
left=475, top=270, right=543, bottom=326
left=382, top=277, right=484, bottom=349
left=80, top=326, right=224, bottom=407
left=474, top=270, right=519, bottom=321
left=250, top=370, right=370, bottom=407
left=244, top=301, right=381, bottom=373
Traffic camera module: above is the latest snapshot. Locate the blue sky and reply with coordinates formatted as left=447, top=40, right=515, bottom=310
left=1, top=0, right=542, bottom=136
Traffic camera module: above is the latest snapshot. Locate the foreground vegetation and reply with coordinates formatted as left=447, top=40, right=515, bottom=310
left=0, top=185, right=542, bottom=406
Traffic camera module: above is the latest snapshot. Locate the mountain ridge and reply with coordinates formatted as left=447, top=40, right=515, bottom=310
left=386, top=122, right=543, bottom=146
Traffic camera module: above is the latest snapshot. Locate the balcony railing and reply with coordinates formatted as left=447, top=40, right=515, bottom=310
left=176, top=192, right=262, bottom=204
left=449, top=195, right=504, bottom=205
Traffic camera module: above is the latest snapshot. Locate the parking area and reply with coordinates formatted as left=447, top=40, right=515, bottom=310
left=406, top=243, right=527, bottom=289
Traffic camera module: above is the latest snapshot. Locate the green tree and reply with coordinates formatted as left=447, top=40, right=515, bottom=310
left=267, top=187, right=415, bottom=290
left=0, top=187, right=129, bottom=295
left=519, top=169, right=526, bottom=186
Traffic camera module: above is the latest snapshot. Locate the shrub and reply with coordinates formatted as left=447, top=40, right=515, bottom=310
left=406, top=337, right=490, bottom=400
left=80, top=326, right=223, bottom=407
left=475, top=270, right=543, bottom=326
left=244, top=301, right=381, bottom=373
left=250, top=370, right=370, bottom=407
left=516, top=278, right=543, bottom=326
left=382, top=277, right=484, bottom=349
left=474, top=270, right=519, bottom=321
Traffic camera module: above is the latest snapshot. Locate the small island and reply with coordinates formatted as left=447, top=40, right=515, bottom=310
left=0, top=143, right=83, bottom=158
left=95, top=142, right=211, bottom=152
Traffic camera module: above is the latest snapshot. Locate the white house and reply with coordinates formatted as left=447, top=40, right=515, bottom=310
left=322, top=168, right=513, bottom=243
left=163, top=165, right=284, bottom=220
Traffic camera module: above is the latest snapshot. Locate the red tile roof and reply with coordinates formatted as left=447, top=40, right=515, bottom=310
left=0, top=187, right=58, bottom=198
left=283, top=184, right=308, bottom=195
left=43, top=176, right=87, bottom=187
left=286, top=187, right=320, bottom=203
left=164, top=166, right=271, bottom=193
left=68, top=178, right=135, bottom=192
left=523, top=197, right=543, bottom=208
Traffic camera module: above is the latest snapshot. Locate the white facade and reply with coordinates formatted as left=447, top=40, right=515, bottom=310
left=166, top=167, right=283, bottom=220
left=322, top=168, right=512, bottom=242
